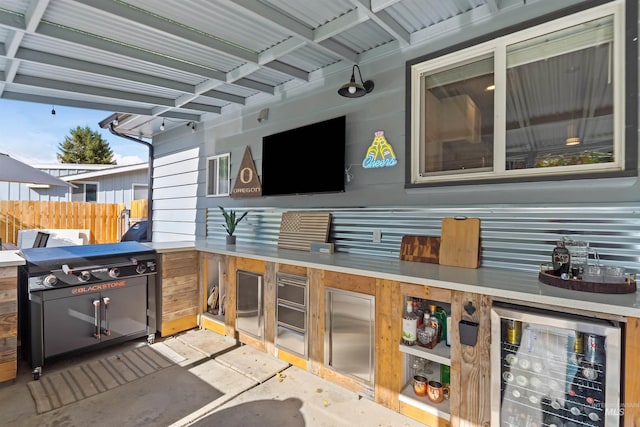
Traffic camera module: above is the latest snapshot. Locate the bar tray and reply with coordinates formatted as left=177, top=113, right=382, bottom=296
left=538, top=268, right=637, bottom=294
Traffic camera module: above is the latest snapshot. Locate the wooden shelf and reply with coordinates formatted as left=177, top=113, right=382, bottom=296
left=399, top=383, right=451, bottom=421
left=399, top=341, right=451, bottom=366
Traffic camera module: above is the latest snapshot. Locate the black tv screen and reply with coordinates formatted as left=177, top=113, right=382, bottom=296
left=261, top=116, right=346, bottom=196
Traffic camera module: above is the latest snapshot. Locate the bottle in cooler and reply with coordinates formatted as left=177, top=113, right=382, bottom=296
left=491, top=303, right=621, bottom=427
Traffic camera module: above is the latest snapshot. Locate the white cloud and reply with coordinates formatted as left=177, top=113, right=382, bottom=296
left=114, top=153, right=147, bottom=165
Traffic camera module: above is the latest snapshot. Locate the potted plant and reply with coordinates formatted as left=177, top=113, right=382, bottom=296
left=219, top=206, right=248, bottom=245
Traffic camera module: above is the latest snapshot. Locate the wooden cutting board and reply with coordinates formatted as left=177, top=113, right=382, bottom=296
left=399, top=235, right=440, bottom=264
left=439, top=217, right=481, bottom=268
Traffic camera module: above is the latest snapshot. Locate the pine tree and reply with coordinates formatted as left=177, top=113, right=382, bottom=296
left=57, top=126, right=116, bottom=164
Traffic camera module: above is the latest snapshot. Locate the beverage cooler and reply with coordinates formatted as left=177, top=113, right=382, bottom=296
left=491, top=303, right=622, bottom=427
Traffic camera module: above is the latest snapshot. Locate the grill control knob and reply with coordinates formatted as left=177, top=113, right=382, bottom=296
left=109, top=267, right=120, bottom=278
left=136, top=263, right=147, bottom=274
left=43, top=274, right=58, bottom=287
left=78, top=271, right=91, bottom=282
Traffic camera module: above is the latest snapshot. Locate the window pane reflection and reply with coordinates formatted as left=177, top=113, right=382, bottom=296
left=421, top=56, right=494, bottom=176
left=505, top=16, right=614, bottom=170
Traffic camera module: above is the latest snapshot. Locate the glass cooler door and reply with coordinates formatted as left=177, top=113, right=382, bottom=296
left=491, top=304, right=621, bottom=427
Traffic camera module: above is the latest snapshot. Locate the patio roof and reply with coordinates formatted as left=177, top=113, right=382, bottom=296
left=0, top=0, right=554, bottom=138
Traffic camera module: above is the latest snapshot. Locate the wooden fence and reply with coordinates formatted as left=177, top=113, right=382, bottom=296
left=130, top=199, right=148, bottom=221
left=0, top=200, right=147, bottom=246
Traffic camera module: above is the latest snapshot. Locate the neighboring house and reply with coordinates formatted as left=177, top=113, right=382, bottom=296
left=0, top=163, right=149, bottom=208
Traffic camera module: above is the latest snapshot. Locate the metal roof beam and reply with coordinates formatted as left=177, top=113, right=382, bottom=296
left=313, top=9, right=369, bottom=40
left=24, top=0, right=49, bottom=32
left=12, top=74, right=177, bottom=107
left=152, top=110, right=201, bottom=122
left=0, top=10, right=24, bottom=30
left=181, top=102, right=222, bottom=114
left=235, top=78, right=275, bottom=95
left=2, top=91, right=153, bottom=115
left=15, top=48, right=196, bottom=93
left=371, top=0, right=403, bottom=13
left=228, top=0, right=358, bottom=63
left=77, top=0, right=313, bottom=85
left=74, top=0, right=259, bottom=64
left=264, top=61, right=308, bottom=81
left=258, top=38, right=306, bottom=64
left=200, top=90, right=245, bottom=105
left=349, top=0, right=410, bottom=47
left=36, top=22, right=229, bottom=82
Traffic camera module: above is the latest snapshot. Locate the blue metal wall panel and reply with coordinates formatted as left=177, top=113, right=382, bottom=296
left=207, top=204, right=640, bottom=273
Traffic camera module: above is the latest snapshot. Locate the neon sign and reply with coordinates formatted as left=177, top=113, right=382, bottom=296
left=362, top=131, right=397, bottom=168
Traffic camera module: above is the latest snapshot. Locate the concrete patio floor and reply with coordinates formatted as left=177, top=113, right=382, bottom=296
left=0, top=329, right=425, bottom=427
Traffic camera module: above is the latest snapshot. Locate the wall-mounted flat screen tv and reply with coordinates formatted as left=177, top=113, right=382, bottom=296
left=261, top=116, right=346, bottom=196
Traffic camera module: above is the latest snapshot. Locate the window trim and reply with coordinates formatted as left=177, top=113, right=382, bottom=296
left=206, top=153, right=231, bottom=197
left=131, top=183, right=148, bottom=201
left=405, top=0, right=637, bottom=188
left=71, top=181, right=99, bottom=202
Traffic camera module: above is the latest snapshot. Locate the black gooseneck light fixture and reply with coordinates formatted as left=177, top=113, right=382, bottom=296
left=338, top=64, right=374, bottom=98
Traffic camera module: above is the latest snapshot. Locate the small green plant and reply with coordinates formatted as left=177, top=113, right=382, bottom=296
left=219, top=206, right=248, bottom=236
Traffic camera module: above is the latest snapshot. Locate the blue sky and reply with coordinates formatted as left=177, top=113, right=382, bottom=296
left=0, top=100, right=148, bottom=165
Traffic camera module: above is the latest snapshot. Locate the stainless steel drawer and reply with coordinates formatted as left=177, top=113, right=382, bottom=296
left=277, top=304, right=305, bottom=331
left=277, top=275, right=306, bottom=307
left=276, top=325, right=306, bottom=357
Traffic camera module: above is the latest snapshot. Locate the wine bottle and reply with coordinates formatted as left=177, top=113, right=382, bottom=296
left=402, top=300, right=418, bottom=346
left=566, top=372, right=587, bottom=423
left=552, top=240, right=571, bottom=275
left=427, top=304, right=442, bottom=343
left=413, top=299, right=424, bottom=328
left=541, top=397, right=565, bottom=427
left=584, top=386, right=605, bottom=423
left=440, top=364, right=450, bottom=384
left=435, top=306, right=448, bottom=343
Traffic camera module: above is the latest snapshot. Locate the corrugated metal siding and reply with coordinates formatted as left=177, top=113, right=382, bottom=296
left=267, top=0, right=357, bottom=29
left=207, top=204, right=640, bottom=273
left=277, top=44, right=342, bottom=72
left=333, top=20, right=396, bottom=54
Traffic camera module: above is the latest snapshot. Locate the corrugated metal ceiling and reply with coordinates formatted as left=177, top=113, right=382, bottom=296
left=0, top=0, right=537, bottom=137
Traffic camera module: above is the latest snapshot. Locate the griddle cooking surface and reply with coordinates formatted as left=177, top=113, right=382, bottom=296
left=20, top=241, right=154, bottom=266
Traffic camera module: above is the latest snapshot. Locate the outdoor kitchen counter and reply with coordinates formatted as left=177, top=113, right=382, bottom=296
left=148, top=240, right=640, bottom=319
left=0, top=250, right=26, bottom=267
left=0, top=250, right=22, bottom=382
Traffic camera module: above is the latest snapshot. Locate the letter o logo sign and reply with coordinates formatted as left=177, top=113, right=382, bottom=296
left=239, top=167, right=253, bottom=184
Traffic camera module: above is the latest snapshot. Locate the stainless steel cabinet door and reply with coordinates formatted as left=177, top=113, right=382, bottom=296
left=236, top=270, right=263, bottom=339
left=324, top=288, right=375, bottom=385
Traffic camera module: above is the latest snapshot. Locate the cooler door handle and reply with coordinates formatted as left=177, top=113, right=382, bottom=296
left=102, top=297, right=111, bottom=336
left=93, top=299, right=101, bottom=338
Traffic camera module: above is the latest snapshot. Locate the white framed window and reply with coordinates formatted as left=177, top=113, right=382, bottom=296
left=132, top=184, right=148, bottom=200
left=407, top=1, right=635, bottom=186
left=206, top=153, right=230, bottom=197
left=71, top=182, right=98, bottom=202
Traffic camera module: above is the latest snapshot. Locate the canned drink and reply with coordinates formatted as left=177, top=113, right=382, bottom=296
left=573, top=333, right=584, bottom=355
left=584, top=334, right=606, bottom=365
left=506, top=320, right=521, bottom=345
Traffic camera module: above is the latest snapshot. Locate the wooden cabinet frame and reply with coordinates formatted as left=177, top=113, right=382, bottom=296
left=193, top=253, right=638, bottom=427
